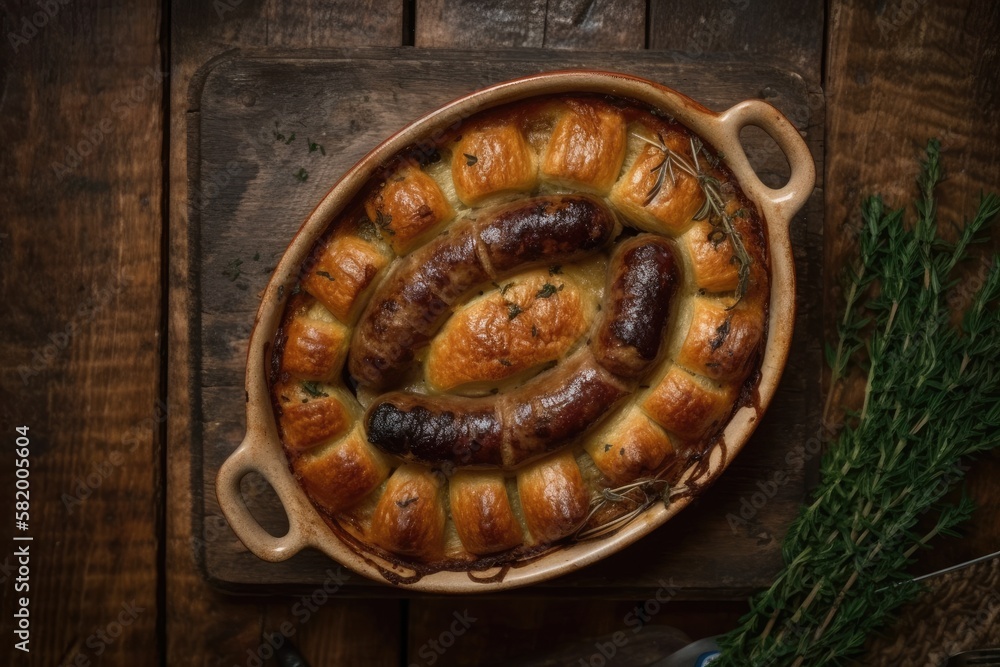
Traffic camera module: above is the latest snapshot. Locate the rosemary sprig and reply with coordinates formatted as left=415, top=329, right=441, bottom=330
left=715, top=140, right=1000, bottom=666
left=575, top=477, right=687, bottom=541
left=633, top=132, right=752, bottom=305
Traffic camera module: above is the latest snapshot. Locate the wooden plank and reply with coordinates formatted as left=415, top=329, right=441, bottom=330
left=824, top=0, right=1000, bottom=577
left=405, top=599, right=747, bottom=666
left=648, top=0, right=826, bottom=82
left=262, top=598, right=404, bottom=666
left=416, top=0, right=646, bottom=49
left=189, top=48, right=823, bottom=597
left=0, top=0, right=163, bottom=664
left=266, top=0, right=404, bottom=46
left=167, top=2, right=406, bottom=666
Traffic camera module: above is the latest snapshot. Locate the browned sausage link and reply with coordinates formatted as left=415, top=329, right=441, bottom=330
left=349, top=195, right=616, bottom=388
left=590, top=234, right=680, bottom=378
left=365, top=394, right=504, bottom=466
left=365, top=351, right=629, bottom=468
left=478, top=194, right=617, bottom=272
left=499, top=352, right=629, bottom=466
left=348, top=222, right=485, bottom=388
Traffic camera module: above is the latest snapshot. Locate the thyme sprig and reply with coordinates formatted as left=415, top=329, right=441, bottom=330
left=632, top=131, right=752, bottom=305
left=575, top=477, right=688, bottom=541
left=715, top=140, right=1000, bottom=666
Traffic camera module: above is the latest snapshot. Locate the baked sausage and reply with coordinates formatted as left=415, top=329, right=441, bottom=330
left=368, top=350, right=629, bottom=468
left=348, top=194, right=617, bottom=388
left=591, top=234, right=680, bottom=378
left=365, top=236, right=681, bottom=469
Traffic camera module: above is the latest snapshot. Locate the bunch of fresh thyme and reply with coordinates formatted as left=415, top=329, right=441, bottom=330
left=715, top=140, right=1000, bottom=666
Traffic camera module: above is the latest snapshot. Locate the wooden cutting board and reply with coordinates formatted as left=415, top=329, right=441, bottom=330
left=186, top=47, right=824, bottom=596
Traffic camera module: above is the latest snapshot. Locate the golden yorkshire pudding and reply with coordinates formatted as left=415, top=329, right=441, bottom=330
left=217, top=72, right=814, bottom=591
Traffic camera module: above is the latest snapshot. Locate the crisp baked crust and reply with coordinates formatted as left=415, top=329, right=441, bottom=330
left=269, top=94, right=770, bottom=574
left=425, top=269, right=594, bottom=391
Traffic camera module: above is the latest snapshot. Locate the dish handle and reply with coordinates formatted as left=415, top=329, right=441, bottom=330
left=216, top=434, right=310, bottom=562
left=712, top=100, right=815, bottom=220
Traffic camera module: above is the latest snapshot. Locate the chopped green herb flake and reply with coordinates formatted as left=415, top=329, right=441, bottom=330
left=294, top=167, right=309, bottom=183
left=507, top=302, right=523, bottom=320
left=223, top=258, right=243, bottom=282
left=316, top=270, right=336, bottom=282
left=464, top=153, right=478, bottom=166
left=535, top=283, right=564, bottom=299
left=301, top=381, right=327, bottom=398
left=307, top=138, right=326, bottom=155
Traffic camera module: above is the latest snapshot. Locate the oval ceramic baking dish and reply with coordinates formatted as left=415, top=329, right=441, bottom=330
left=216, top=70, right=815, bottom=593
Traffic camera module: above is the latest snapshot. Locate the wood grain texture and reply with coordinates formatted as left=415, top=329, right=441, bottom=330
left=0, top=0, right=163, bottom=664
left=405, top=599, right=747, bottom=666
left=265, top=0, right=404, bottom=47
left=167, top=2, right=405, bottom=666
left=824, top=0, right=1000, bottom=574
left=416, top=0, right=646, bottom=49
left=262, top=597, right=403, bottom=666
left=648, top=0, right=826, bottom=82
left=189, top=49, right=823, bottom=597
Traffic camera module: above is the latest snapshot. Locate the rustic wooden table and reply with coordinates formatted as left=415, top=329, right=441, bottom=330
left=1, top=1, right=998, bottom=665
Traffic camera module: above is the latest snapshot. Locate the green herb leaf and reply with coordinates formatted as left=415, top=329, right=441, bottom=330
left=301, top=381, right=327, bottom=398
left=715, top=139, right=1000, bottom=667
left=464, top=153, right=478, bottom=166
left=507, top=302, right=522, bottom=320
left=535, top=283, right=563, bottom=299
left=307, top=138, right=325, bottom=155
left=294, top=167, right=309, bottom=183
left=223, top=258, right=243, bottom=282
